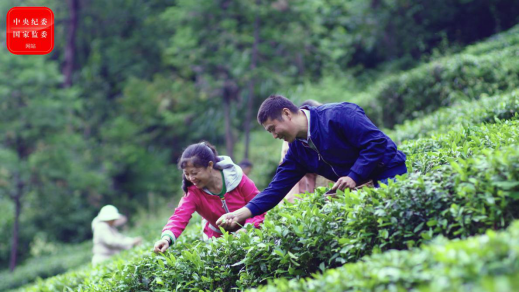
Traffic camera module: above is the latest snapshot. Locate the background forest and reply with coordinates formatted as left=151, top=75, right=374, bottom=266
left=0, top=0, right=518, bottom=289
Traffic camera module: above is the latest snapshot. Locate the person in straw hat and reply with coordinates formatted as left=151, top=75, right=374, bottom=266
left=91, top=205, right=142, bottom=266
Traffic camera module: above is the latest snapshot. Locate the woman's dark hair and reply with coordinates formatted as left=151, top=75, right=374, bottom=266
left=179, top=141, right=220, bottom=193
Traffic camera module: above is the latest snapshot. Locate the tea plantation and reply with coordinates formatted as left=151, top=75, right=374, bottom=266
left=11, top=27, right=519, bottom=292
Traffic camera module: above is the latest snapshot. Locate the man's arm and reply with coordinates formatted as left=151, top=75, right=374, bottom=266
left=334, top=106, right=387, bottom=184
left=217, top=148, right=306, bottom=227
left=246, top=148, right=307, bottom=216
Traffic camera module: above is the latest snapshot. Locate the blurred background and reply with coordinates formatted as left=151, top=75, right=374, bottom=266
left=0, top=0, right=517, bottom=279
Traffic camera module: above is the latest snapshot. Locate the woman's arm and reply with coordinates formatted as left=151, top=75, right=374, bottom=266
left=160, top=192, right=198, bottom=245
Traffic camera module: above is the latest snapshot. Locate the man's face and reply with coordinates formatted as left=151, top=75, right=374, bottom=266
left=262, top=113, right=296, bottom=143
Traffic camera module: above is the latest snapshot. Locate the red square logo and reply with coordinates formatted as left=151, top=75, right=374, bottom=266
left=6, top=7, right=54, bottom=55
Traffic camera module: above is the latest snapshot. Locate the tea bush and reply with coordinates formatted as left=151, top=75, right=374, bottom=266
left=0, top=242, right=92, bottom=291
left=251, top=220, right=519, bottom=292
left=50, top=126, right=518, bottom=291
left=12, top=213, right=203, bottom=292
left=365, top=47, right=519, bottom=128
left=462, top=24, right=519, bottom=57
left=401, top=120, right=519, bottom=174
left=388, top=90, right=519, bottom=143
left=7, top=208, right=189, bottom=292
left=15, top=93, right=519, bottom=291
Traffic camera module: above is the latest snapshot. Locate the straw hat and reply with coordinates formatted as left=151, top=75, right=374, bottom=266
left=97, top=205, right=122, bottom=221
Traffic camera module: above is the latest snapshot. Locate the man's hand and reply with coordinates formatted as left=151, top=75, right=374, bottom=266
left=332, top=176, right=357, bottom=191
left=153, top=238, right=170, bottom=253
left=216, top=207, right=252, bottom=231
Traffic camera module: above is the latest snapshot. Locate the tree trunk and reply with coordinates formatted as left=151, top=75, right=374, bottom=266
left=9, top=173, right=24, bottom=272
left=223, top=94, right=234, bottom=159
left=244, top=3, right=260, bottom=160
left=63, top=0, right=79, bottom=87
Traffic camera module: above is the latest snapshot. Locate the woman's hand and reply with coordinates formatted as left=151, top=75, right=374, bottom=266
left=153, top=238, right=170, bottom=253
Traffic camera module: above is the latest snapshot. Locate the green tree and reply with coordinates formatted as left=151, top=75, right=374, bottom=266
left=161, top=0, right=319, bottom=158
left=0, top=51, right=107, bottom=270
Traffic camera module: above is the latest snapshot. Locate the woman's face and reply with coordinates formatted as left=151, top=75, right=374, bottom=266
left=183, top=161, right=214, bottom=189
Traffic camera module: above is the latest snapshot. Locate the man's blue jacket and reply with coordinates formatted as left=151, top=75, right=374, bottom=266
left=245, top=102, right=406, bottom=216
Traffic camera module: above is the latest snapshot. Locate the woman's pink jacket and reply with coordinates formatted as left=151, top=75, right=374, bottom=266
left=161, top=174, right=266, bottom=242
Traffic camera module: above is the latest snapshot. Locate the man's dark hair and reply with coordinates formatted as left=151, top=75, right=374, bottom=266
left=257, top=95, right=299, bottom=125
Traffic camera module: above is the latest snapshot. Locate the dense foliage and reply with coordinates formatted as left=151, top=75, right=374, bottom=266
left=0, top=242, right=91, bottom=291
left=252, top=220, right=519, bottom=292
left=362, top=36, right=519, bottom=128
left=1, top=0, right=517, bottom=288
left=0, top=49, right=108, bottom=269
left=15, top=83, right=519, bottom=290
left=82, top=130, right=518, bottom=291
left=13, top=214, right=204, bottom=292
left=3, top=209, right=187, bottom=291
left=388, top=90, right=519, bottom=143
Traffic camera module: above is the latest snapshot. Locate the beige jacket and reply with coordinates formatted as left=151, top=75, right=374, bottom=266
left=92, top=217, right=134, bottom=258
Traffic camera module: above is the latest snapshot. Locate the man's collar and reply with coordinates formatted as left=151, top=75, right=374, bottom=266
left=297, top=109, right=311, bottom=143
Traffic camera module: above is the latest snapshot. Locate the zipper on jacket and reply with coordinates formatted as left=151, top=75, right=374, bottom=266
left=221, top=197, right=230, bottom=213
left=206, top=191, right=230, bottom=213
left=306, top=137, right=341, bottom=178
left=207, top=170, right=230, bottom=213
